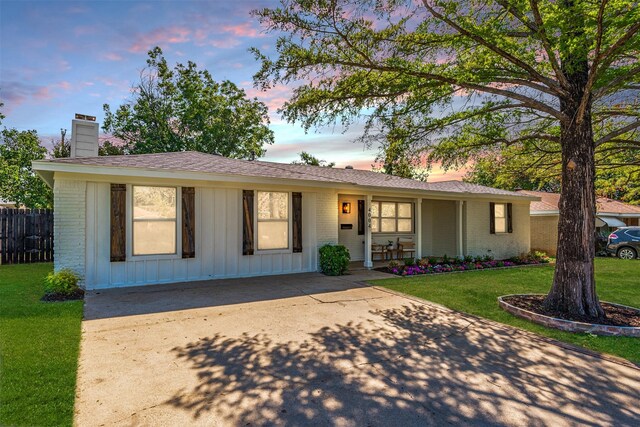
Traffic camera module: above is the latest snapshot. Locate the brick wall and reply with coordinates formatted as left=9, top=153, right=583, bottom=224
left=465, top=200, right=531, bottom=260
left=530, top=215, right=559, bottom=256
left=53, top=178, right=86, bottom=283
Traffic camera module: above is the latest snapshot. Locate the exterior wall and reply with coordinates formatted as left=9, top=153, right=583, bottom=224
left=530, top=215, right=559, bottom=256
left=53, top=179, right=86, bottom=283
left=421, top=200, right=457, bottom=257
left=464, top=200, right=530, bottom=260
left=83, top=182, right=329, bottom=289
left=316, top=191, right=339, bottom=247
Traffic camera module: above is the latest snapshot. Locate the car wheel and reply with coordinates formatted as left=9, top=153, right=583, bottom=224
left=617, top=247, right=637, bottom=260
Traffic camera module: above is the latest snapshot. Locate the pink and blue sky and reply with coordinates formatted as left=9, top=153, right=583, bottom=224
left=1, top=0, right=461, bottom=180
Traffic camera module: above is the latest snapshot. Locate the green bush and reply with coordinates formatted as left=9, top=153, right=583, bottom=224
left=44, top=269, right=80, bottom=297
left=319, top=244, right=351, bottom=276
left=403, top=257, right=416, bottom=266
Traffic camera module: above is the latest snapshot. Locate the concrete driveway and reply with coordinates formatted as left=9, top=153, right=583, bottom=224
left=76, top=271, right=640, bottom=426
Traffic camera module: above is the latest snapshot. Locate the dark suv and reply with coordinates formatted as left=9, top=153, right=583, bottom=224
left=606, top=227, right=640, bottom=259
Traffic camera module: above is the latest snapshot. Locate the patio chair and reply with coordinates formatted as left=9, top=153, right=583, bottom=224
left=397, top=237, right=416, bottom=259
left=371, top=244, right=387, bottom=261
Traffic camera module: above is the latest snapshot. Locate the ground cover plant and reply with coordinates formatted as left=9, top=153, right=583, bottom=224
left=373, top=258, right=639, bottom=364
left=383, top=251, right=551, bottom=276
left=0, top=263, right=83, bottom=426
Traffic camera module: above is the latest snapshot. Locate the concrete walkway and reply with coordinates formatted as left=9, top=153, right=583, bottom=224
left=76, top=271, right=640, bottom=426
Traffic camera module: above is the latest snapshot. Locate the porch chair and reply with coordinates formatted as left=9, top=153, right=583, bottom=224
left=397, top=237, right=416, bottom=260
left=371, top=244, right=387, bottom=261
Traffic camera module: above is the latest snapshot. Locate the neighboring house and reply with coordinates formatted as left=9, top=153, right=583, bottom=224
left=0, top=199, right=17, bottom=208
left=33, top=119, right=536, bottom=290
left=518, top=190, right=640, bottom=256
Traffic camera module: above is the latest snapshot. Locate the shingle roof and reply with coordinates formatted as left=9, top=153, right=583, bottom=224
left=37, top=151, right=530, bottom=198
left=518, top=190, right=640, bottom=214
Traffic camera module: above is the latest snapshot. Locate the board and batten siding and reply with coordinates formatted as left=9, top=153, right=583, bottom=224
left=464, top=200, right=530, bottom=260
left=84, top=182, right=324, bottom=289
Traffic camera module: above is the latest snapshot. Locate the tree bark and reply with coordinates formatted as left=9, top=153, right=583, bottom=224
left=543, top=17, right=604, bottom=318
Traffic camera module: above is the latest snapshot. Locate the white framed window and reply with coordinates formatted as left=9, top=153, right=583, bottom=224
left=132, top=186, right=177, bottom=255
left=494, top=203, right=507, bottom=233
left=257, top=191, right=289, bottom=250
left=370, top=201, right=413, bottom=233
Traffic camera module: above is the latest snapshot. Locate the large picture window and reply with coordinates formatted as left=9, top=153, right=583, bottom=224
left=257, top=191, right=289, bottom=250
left=370, top=201, right=413, bottom=233
left=494, top=203, right=507, bottom=233
left=132, top=186, right=177, bottom=255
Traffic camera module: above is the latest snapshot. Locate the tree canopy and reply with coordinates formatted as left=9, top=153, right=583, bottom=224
left=0, top=127, right=52, bottom=208
left=103, top=47, right=274, bottom=159
left=253, top=0, right=640, bottom=318
left=292, top=151, right=335, bottom=167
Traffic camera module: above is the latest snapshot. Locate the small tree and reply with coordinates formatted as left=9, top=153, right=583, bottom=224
left=253, top=0, right=640, bottom=319
left=0, top=127, right=52, bottom=208
left=103, top=47, right=274, bottom=159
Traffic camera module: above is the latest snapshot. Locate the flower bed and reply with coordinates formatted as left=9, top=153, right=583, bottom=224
left=383, top=252, right=551, bottom=276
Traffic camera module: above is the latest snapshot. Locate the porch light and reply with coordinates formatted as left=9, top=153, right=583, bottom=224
left=342, top=202, right=351, bottom=214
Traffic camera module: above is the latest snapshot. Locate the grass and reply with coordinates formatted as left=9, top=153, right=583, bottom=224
left=0, top=263, right=83, bottom=427
left=372, top=257, right=640, bottom=364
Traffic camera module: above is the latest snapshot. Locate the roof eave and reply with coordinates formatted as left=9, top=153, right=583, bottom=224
left=32, top=161, right=533, bottom=201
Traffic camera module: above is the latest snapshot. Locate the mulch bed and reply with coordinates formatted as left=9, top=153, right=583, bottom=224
left=503, top=295, right=640, bottom=327
left=41, top=289, right=85, bottom=302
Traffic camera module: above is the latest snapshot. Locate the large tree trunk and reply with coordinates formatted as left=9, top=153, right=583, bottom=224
left=543, top=37, right=604, bottom=319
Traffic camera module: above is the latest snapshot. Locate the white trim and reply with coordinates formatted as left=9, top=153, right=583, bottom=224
left=364, top=194, right=373, bottom=268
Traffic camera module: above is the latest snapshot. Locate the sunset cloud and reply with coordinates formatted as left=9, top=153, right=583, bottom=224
left=128, top=26, right=191, bottom=53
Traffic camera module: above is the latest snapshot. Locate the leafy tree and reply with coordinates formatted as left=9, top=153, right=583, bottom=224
left=0, top=127, right=52, bottom=208
left=465, top=147, right=640, bottom=204
left=292, top=151, right=335, bottom=167
left=103, top=47, right=274, bottom=159
left=51, top=128, right=70, bottom=158
left=253, top=0, right=640, bottom=319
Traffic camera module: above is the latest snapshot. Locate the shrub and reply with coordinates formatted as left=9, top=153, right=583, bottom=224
left=427, top=256, right=439, bottom=265
left=442, top=254, right=450, bottom=264
left=319, top=244, right=351, bottom=276
left=44, top=269, right=81, bottom=297
left=464, top=255, right=474, bottom=263
left=403, top=257, right=416, bottom=266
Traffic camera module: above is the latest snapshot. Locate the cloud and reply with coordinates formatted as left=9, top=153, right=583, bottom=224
left=220, top=22, right=262, bottom=38
left=128, top=26, right=191, bottom=53
left=1, top=81, right=53, bottom=108
left=101, top=52, right=124, bottom=61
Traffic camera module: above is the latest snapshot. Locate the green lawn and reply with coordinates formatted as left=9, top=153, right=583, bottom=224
left=0, top=263, right=83, bottom=427
left=372, top=258, right=640, bottom=364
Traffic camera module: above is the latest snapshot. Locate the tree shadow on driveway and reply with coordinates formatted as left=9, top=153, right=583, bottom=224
left=166, top=303, right=640, bottom=426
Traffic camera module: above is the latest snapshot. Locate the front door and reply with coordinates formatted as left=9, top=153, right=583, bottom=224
left=338, top=195, right=365, bottom=261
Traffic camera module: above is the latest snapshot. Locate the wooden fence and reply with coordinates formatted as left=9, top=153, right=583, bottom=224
left=0, top=208, right=54, bottom=265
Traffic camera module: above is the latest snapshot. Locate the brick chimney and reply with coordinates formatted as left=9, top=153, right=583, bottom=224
left=70, top=114, right=99, bottom=157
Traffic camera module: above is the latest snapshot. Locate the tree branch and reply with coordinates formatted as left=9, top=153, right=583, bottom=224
left=421, top=0, right=566, bottom=96
left=596, top=120, right=640, bottom=145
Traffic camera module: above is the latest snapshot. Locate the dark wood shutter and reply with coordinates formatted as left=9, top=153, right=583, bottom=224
left=182, top=187, right=195, bottom=258
left=357, top=200, right=365, bottom=235
left=292, top=192, right=302, bottom=253
left=489, top=202, right=496, bottom=234
left=110, top=184, right=126, bottom=262
left=507, top=203, right=513, bottom=233
left=242, top=190, right=254, bottom=255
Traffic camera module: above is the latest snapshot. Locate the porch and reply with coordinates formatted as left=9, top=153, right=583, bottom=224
left=338, top=194, right=465, bottom=268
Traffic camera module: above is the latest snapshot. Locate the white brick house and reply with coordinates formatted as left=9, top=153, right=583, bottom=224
left=33, top=122, right=537, bottom=290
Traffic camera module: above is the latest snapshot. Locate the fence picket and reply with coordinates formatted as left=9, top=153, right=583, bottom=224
left=0, top=208, right=54, bottom=265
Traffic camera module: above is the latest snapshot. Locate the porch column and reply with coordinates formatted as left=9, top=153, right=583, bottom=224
left=415, top=198, right=422, bottom=258
left=456, top=200, right=464, bottom=258
left=364, top=194, right=373, bottom=268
